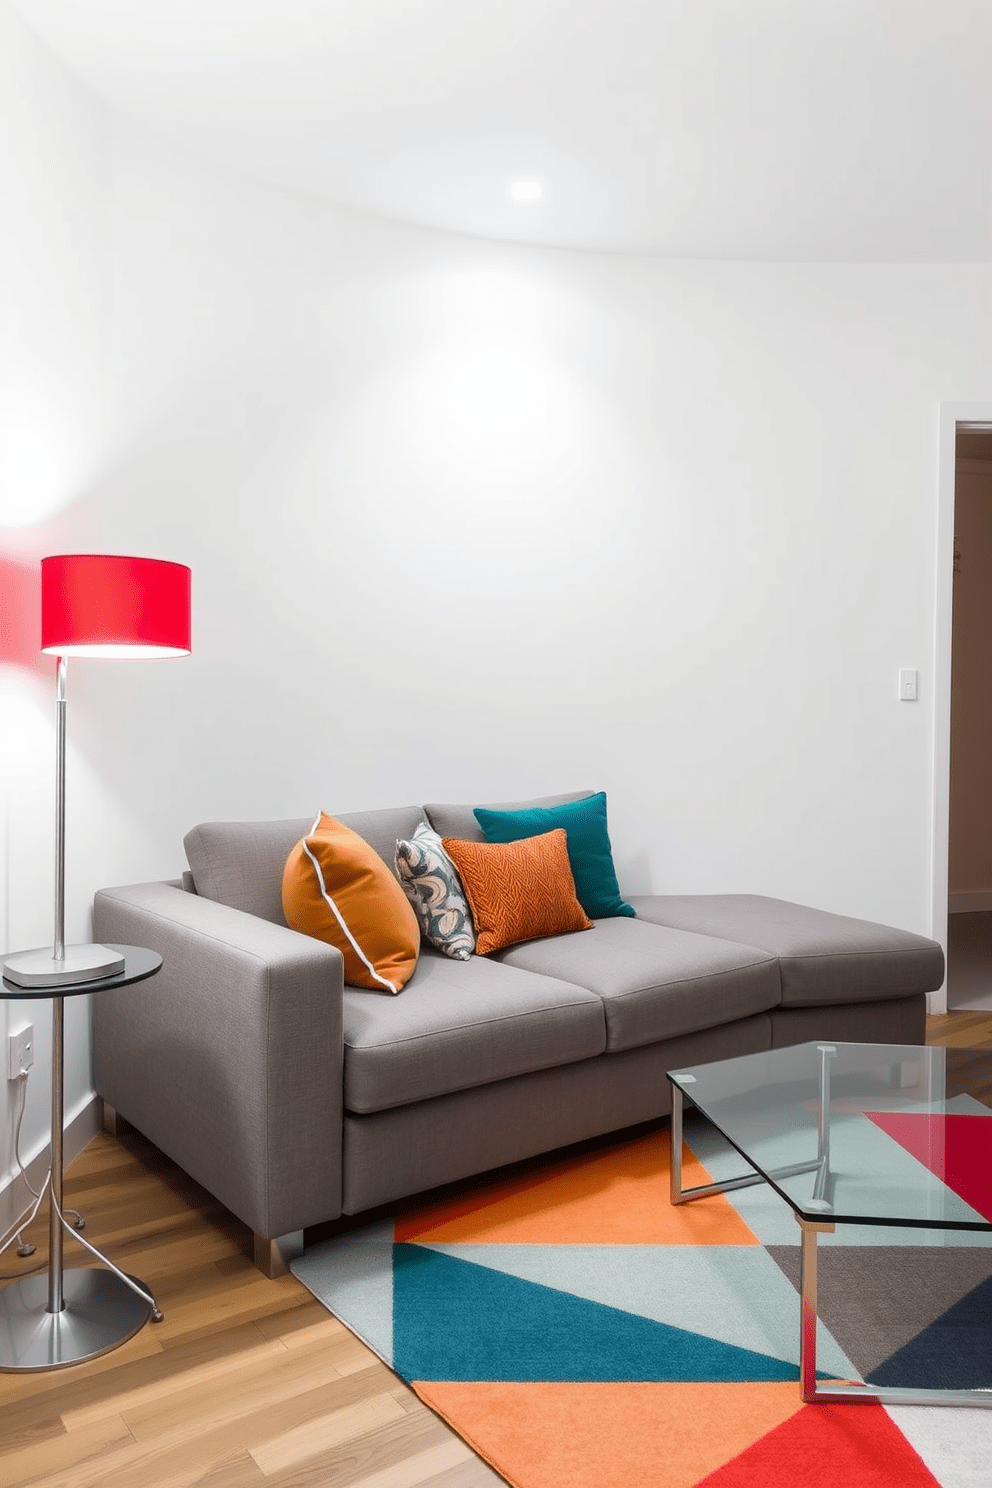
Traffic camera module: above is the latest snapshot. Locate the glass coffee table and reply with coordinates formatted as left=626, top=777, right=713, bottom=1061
left=668, top=1041, right=992, bottom=1407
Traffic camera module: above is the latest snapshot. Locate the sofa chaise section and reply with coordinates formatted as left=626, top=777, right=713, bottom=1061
left=630, top=894, right=940, bottom=1046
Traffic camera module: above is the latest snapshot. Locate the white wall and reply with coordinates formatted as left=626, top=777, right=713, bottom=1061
left=4, top=42, right=992, bottom=1185
left=0, top=0, right=110, bottom=1198
left=75, top=128, right=989, bottom=931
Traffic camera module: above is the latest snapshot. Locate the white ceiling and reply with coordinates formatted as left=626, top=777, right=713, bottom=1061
left=14, top=0, right=992, bottom=258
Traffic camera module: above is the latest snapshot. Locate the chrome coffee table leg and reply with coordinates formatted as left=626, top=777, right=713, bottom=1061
left=796, top=1215, right=992, bottom=1407
left=798, top=1216, right=835, bottom=1401
left=669, top=1078, right=819, bottom=1205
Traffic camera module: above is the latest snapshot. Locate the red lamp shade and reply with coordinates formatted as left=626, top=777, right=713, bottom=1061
left=41, top=554, right=191, bottom=658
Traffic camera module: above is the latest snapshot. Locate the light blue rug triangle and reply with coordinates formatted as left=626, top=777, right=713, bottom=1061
left=416, top=1241, right=856, bottom=1379
left=292, top=1219, right=395, bottom=1365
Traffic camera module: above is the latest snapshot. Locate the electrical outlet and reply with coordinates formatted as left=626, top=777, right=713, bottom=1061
left=8, top=1025, right=34, bottom=1080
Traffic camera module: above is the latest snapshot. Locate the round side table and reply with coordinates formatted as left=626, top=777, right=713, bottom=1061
left=0, top=944, right=163, bottom=1371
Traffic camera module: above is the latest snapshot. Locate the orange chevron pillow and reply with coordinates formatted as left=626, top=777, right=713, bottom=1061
left=442, top=828, right=593, bottom=955
left=283, top=812, right=420, bottom=993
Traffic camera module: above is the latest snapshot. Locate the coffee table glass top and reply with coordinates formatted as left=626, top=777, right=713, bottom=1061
left=668, top=1041, right=992, bottom=1230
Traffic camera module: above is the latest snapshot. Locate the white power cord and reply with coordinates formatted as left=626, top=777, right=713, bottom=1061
left=13, top=1069, right=85, bottom=1231
left=0, top=1074, right=45, bottom=1262
left=0, top=1069, right=84, bottom=1272
left=1, top=1069, right=162, bottom=1317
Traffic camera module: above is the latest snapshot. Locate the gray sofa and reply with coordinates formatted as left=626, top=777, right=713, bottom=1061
left=92, top=791, right=945, bottom=1277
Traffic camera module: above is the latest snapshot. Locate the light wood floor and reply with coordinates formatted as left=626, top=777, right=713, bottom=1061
left=1, top=1010, right=990, bottom=1488
left=0, top=1134, right=507, bottom=1486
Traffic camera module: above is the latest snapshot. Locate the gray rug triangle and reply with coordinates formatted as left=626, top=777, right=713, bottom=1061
left=766, top=1243, right=992, bottom=1382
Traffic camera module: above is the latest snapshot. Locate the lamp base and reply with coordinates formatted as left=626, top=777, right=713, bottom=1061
left=0, top=1268, right=154, bottom=1371
left=1, top=944, right=126, bottom=989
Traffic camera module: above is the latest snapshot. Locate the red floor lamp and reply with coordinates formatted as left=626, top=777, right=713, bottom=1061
left=0, top=553, right=191, bottom=1370
left=3, top=553, right=192, bottom=987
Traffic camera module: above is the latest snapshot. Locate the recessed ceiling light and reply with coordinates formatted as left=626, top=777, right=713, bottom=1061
left=508, top=180, right=543, bottom=204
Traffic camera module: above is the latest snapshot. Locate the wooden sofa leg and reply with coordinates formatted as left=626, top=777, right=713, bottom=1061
left=254, top=1231, right=305, bottom=1279
left=102, top=1102, right=135, bottom=1138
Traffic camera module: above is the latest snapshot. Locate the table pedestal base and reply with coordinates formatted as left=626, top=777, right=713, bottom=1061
left=0, top=1267, right=154, bottom=1371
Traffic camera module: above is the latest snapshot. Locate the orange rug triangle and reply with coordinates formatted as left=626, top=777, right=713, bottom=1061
left=415, top=1380, right=803, bottom=1488
left=694, top=1400, right=942, bottom=1486
left=396, top=1128, right=759, bottom=1245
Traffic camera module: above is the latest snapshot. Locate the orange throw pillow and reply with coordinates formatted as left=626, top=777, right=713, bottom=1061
left=442, top=828, right=593, bottom=955
left=283, top=812, right=420, bottom=993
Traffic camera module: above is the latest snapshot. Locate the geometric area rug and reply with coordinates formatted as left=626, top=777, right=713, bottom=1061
left=292, top=1119, right=992, bottom=1487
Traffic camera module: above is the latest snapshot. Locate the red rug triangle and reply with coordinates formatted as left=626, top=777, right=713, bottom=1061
left=867, top=1112, right=992, bottom=1221
left=695, top=1401, right=941, bottom=1487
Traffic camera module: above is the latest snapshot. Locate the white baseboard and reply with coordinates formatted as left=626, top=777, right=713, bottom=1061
left=948, top=892, right=992, bottom=914
left=0, top=1094, right=103, bottom=1244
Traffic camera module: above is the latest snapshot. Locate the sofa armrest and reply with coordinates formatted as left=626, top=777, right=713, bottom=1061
left=93, top=881, right=344, bottom=1240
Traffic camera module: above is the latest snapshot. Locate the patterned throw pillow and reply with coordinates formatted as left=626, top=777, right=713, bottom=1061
left=442, top=829, right=593, bottom=956
left=395, top=822, right=476, bottom=961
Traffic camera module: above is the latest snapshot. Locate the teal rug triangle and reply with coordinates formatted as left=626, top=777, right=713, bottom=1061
left=392, top=1243, right=806, bottom=1383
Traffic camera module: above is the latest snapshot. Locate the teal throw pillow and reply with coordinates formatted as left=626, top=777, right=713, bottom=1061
left=473, top=792, right=635, bottom=920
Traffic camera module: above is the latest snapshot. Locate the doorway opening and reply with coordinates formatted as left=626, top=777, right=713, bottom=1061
left=945, top=421, right=992, bottom=1009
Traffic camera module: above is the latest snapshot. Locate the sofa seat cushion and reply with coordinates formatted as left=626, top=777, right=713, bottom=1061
left=492, top=918, right=780, bottom=1052
left=628, top=895, right=945, bottom=1008
left=342, top=949, right=606, bottom=1113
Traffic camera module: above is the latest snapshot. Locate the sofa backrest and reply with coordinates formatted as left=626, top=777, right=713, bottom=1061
left=183, top=792, right=596, bottom=926
left=423, top=790, right=594, bottom=843
left=184, top=805, right=424, bottom=924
